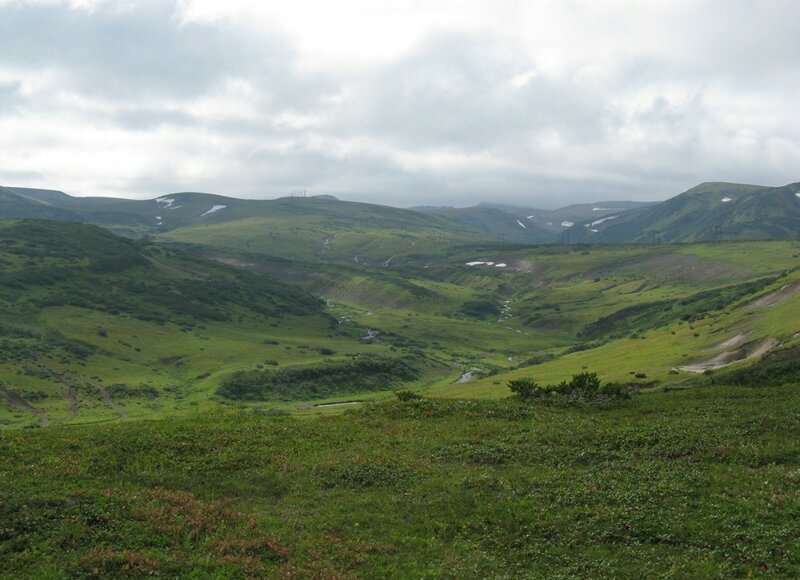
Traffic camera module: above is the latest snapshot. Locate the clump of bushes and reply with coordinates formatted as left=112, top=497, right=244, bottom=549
left=520, top=353, right=556, bottom=367
left=395, top=390, right=423, bottom=401
left=508, top=372, right=631, bottom=406
left=218, top=354, right=420, bottom=401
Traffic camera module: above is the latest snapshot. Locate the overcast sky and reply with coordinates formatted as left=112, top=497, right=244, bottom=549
left=0, top=0, right=798, bottom=207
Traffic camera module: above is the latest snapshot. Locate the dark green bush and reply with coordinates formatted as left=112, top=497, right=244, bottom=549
left=218, top=355, right=420, bottom=401
left=509, top=372, right=631, bottom=406
left=507, top=378, right=540, bottom=399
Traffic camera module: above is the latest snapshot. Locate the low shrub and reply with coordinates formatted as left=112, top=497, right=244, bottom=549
left=509, top=372, right=631, bottom=406
left=395, top=390, right=423, bottom=401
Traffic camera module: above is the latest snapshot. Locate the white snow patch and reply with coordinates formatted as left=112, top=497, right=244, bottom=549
left=590, top=215, right=618, bottom=227
left=200, top=204, right=227, bottom=217
left=590, top=229, right=599, bottom=233
left=156, top=197, right=175, bottom=209
left=466, top=261, right=487, bottom=266
left=526, top=215, right=536, bottom=219
left=795, top=193, right=800, bottom=198
left=495, top=263, right=507, bottom=268
left=561, top=221, right=574, bottom=227
left=592, top=207, right=609, bottom=211
left=721, top=197, right=732, bottom=203
left=155, top=216, right=162, bottom=220
left=516, top=219, right=528, bottom=229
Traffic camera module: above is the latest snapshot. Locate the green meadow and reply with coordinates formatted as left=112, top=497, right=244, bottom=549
left=2, top=383, right=798, bottom=577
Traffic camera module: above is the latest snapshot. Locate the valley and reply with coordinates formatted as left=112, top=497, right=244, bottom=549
left=1, top=185, right=799, bottom=577
left=1, top=208, right=798, bottom=427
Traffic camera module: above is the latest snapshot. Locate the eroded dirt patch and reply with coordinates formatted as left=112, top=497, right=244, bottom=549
left=0, top=385, right=49, bottom=426
left=746, top=281, right=800, bottom=310
left=99, top=387, right=128, bottom=419
left=679, top=338, right=780, bottom=373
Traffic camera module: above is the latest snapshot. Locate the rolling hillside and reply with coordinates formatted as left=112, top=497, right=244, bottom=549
left=569, top=182, right=800, bottom=243
left=0, top=220, right=389, bottom=428
left=2, top=181, right=798, bottom=247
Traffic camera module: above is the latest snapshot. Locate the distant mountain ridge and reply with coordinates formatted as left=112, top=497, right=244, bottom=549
left=567, top=182, right=800, bottom=244
left=1, top=180, right=798, bottom=244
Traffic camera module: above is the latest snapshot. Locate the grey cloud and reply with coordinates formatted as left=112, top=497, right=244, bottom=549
left=0, top=1, right=798, bottom=207
left=0, top=81, right=21, bottom=114
left=0, top=1, right=312, bottom=104
left=0, top=169, right=46, bottom=184
left=341, top=34, right=608, bottom=150
left=111, top=107, right=195, bottom=131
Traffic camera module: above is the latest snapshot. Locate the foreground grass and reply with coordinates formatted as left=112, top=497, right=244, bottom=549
left=2, top=384, right=798, bottom=578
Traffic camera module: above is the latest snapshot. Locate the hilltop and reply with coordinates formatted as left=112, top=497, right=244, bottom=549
left=568, top=182, right=800, bottom=244
left=2, top=180, right=798, bottom=248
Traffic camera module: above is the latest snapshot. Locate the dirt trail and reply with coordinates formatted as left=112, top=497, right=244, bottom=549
left=63, top=386, right=80, bottom=420
left=99, top=387, right=128, bottom=419
left=34, top=352, right=80, bottom=420
left=0, top=385, right=49, bottom=426
left=746, top=281, right=800, bottom=310
left=679, top=338, right=780, bottom=373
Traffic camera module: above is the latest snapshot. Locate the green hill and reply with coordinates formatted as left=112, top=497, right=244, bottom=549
left=570, top=182, right=800, bottom=243
left=0, top=220, right=399, bottom=428
left=3, top=181, right=798, bottom=246
left=160, top=196, right=492, bottom=265
left=0, top=186, right=83, bottom=221
left=413, top=205, right=554, bottom=243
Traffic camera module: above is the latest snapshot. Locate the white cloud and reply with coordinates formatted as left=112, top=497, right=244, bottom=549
left=0, top=0, right=798, bottom=206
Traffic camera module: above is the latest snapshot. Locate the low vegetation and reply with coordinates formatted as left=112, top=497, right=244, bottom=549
left=217, top=354, right=421, bottom=401
left=709, top=343, right=800, bottom=387
left=1, top=383, right=798, bottom=577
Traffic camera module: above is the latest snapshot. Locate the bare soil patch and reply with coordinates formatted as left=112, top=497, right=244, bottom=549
left=99, top=387, right=128, bottom=419
left=0, top=385, right=49, bottom=426
left=679, top=338, right=780, bottom=373
left=745, top=281, right=800, bottom=310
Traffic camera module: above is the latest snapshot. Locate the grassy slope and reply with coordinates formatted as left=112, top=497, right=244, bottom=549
left=1, top=384, right=798, bottom=577
left=0, top=220, right=420, bottom=428
left=161, top=212, right=489, bottom=266
left=159, top=237, right=800, bottom=404
left=429, top=242, right=800, bottom=398
left=582, top=182, right=800, bottom=244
